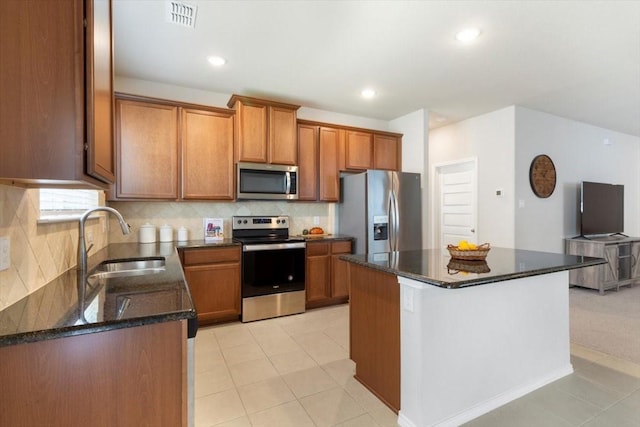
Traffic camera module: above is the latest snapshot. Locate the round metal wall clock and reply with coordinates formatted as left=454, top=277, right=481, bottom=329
left=529, top=154, right=556, bottom=198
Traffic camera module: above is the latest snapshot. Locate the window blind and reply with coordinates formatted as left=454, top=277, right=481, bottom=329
left=39, top=189, right=100, bottom=220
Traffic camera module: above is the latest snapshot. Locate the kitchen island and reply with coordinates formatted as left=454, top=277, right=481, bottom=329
left=342, top=247, right=605, bottom=427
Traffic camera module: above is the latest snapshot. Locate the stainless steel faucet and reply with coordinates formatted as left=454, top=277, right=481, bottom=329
left=78, top=207, right=130, bottom=272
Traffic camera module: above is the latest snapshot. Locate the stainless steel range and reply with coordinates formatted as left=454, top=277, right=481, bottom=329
left=232, top=215, right=306, bottom=322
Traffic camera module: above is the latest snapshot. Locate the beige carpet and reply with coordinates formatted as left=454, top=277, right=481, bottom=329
left=569, top=284, right=640, bottom=365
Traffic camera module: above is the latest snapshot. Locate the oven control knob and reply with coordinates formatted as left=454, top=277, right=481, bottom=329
left=281, top=219, right=286, bottom=224
left=243, top=220, right=247, bottom=224
left=237, top=220, right=241, bottom=224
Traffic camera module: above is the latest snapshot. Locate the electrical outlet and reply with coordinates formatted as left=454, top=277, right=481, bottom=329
left=0, top=236, right=10, bottom=271
left=313, top=216, right=320, bottom=225
left=87, top=231, right=93, bottom=245
left=402, top=288, right=414, bottom=312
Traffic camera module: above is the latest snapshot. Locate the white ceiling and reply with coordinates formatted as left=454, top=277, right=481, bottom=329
left=113, top=0, right=640, bottom=136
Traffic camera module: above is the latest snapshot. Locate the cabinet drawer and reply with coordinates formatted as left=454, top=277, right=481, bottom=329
left=332, top=240, right=352, bottom=254
left=183, top=246, right=241, bottom=266
left=307, top=242, right=330, bottom=256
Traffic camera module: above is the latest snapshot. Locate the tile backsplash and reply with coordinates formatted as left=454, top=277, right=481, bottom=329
left=107, top=201, right=336, bottom=243
left=0, top=189, right=336, bottom=311
left=0, top=185, right=109, bottom=311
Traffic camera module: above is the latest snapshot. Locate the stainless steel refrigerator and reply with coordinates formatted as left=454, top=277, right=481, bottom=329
left=339, top=170, right=422, bottom=254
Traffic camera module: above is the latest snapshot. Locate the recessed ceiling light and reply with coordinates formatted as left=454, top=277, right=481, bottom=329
left=361, top=88, right=376, bottom=99
left=455, top=28, right=481, bottom=43
left=207, top=56, right=226, bottom=67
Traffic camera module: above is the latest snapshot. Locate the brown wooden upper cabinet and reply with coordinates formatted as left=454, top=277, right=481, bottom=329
left=296, top=122, right=342, bottom=202
left=297, top=124, right=319, bottom=201
left=111, top=94, right=234, bottom=201
left=345, top=130, right=402, bottom=172
left=373, top=134, right=402, bottom=171
left=182, top=108, right=235, bottom=200
left=345, top=131, right=373, bottom=171
left=319, top=127, right=342, bottom=202
left=114, top=98, right=179, bottom=199
left=227, top=95, right=300, bottom=165
left=0, top=0, right=114, bottom=188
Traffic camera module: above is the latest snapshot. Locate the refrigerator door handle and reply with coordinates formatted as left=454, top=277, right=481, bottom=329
left=392, top=189, right=400, bottom=251
left=388, top=190, right=395, bottom=251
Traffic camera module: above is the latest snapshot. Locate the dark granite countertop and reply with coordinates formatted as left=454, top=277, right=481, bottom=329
left=341, top=247, right=606, bottom=289
left=0, top=242, right=199, bottom=348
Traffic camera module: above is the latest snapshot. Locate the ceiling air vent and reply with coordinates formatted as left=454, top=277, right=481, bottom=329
left=166, top=1, right=197, bottom=28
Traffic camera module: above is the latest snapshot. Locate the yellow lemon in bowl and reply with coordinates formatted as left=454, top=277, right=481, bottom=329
left=458, top=240, right=470, bottom=250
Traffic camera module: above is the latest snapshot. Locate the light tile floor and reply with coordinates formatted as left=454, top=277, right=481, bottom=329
left=195, top=304, right=640, bottom=427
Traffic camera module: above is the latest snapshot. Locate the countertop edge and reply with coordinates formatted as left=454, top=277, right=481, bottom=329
left=0, top=311, right=196, bottom=348
left=341, top=252, right=606, bottom=289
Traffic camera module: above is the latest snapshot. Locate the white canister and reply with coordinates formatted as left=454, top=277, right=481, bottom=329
left=139, top=223, right=156, bottom=243
left=177, top=227, right=188, bottom=242
left=159, top=224, right=173, bottom=242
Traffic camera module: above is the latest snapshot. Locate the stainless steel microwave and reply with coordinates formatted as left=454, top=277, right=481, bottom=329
left=237, top=162, right=299, bottom=200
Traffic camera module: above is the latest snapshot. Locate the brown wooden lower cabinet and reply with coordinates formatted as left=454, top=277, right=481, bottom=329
left=0, top=321, right=187, bottom=427
left=305, top=239, right=353, bottom=308
left=349, top=262, right=400, bottom=413
left=181, top=246, right=241, bottom=325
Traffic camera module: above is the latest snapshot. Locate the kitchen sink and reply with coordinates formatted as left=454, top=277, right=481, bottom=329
left=88, top=257, right=166, bottom=279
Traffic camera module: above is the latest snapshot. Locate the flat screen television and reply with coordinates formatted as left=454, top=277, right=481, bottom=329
left=580, top=181, right=624, bottom=236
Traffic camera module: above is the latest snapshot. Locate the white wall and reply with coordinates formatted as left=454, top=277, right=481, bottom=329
left=514, top=107, right=640, bottom=253
left=429, top=107, right=516, bottom=249
left=389, top=109, right=428, bottom=175
left=389, top=109, right=429, bottom=247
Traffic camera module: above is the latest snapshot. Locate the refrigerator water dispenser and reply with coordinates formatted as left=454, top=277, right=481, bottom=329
left=373, top=215, right=389, bottom=241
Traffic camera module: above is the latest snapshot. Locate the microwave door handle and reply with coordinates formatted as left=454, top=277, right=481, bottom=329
left=285, top=171, right=291, bottom=194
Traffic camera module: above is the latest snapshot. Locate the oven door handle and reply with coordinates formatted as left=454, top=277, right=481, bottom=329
left=243, top=242, right=306, bottom=252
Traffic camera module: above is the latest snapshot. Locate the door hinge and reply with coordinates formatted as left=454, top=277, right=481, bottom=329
left=84, top=143, right=89, bottom=151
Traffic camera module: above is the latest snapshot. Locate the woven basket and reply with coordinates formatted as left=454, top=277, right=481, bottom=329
left=447, top=243, right=491, bottom=260
left=447, top=259, right=491, bottom=274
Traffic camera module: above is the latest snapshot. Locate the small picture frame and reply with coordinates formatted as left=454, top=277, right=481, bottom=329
left=203, top=218, right=224, bottom=241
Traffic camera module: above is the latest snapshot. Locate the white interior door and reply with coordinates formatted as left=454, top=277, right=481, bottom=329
left=434, top=159, right=478, bottom=251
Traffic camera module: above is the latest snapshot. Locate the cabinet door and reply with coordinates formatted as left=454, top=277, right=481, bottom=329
left=115, top=99, right=179, bottom=199
left=603, top=245, right=618, bottom=283
left=184, top=263, right=240, bottom=323
left=236, top=102, right=268, bottom=163
left=0, top=0, right=84, bottom=183
left=373, top=134, right=400, bottom=171
left=345, top=131, right=373, bottom=170
left=306, top=242, right=331, bottom=303
left=297, top=124, right=318, bottom=200
left=182, top=108, right=234, bottom=200
left=632, top=242, right=640, bottom=280
left=269, top=106, right=297, bottom=165
left=331, top=240, right=352, bottom=298
left=85, top=0, right=115, bottom=184
left=319, top=127, right=341, bottom=202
